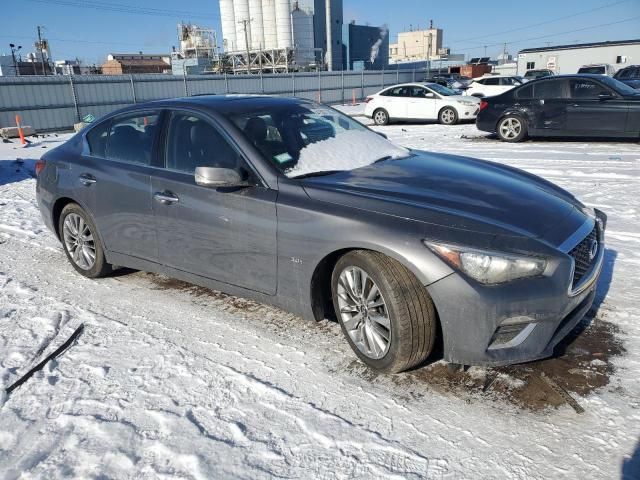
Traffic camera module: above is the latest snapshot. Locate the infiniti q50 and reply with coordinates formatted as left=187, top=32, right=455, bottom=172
left=36, top=95, right=606, bottom=373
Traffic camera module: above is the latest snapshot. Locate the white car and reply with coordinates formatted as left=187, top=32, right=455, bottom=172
left=577, top=64, right=616, bottom=76
left=463, top=75, right=525, bottom=98
left=364, top=83, right=481, bottom=126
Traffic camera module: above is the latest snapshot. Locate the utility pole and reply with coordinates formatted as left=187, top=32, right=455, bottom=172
left=37, top=26, right=48, bottom=75
left=238, top=18, right=253, bottom=74
left=325, top=0, right=333, bottom=71
left=502, top=42, right=507, bottom=64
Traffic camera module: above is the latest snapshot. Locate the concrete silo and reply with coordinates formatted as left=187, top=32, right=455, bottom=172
left=233, top=0, right=252, bottom=52
left=219, top=0, right=237, bottom=52
left=261, top=0, right=278, bottom=50
left=249, top=0, right=265, bottom=50
left=275, top=0, right=293, bottom=49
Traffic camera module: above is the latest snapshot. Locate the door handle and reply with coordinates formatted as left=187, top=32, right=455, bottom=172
left=153, top=191, right=179, bottom=205
left=78, top=173, right=96, bottom=186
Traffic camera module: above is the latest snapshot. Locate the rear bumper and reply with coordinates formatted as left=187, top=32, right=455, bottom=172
left=426, top=214, right=605, bottom=366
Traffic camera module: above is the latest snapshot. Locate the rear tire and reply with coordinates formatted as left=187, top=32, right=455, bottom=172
left=59, top=203, right=112, bottom=278
left=331, top=250, right=437, bottom=373
left=373, top=108, right=390, bottom=126
left=496, top=114, right=528, bottom=142
left=439, top=107, right=458, bottom=125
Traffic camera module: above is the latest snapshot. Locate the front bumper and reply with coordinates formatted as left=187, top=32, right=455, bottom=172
left=426, top=212, right=606, bottom=366
left=458, top=104, right=480, bottom=120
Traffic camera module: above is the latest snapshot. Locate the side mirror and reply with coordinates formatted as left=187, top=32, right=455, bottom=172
left=195, top=166, right=245, bottom=188
left=425, top=92, right=435, bottom=98
left=598, top=93, right=615, bottom=101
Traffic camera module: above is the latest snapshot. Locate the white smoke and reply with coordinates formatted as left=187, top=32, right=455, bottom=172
left=370, top=25, right=389, bottom=65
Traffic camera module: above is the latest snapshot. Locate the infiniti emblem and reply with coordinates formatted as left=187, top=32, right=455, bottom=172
left=588, top=239, right=598, bottom=261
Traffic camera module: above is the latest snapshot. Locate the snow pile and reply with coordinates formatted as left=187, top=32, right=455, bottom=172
left=1, top=129, right=640, bottom=479
left=287, top=129, right=408, bottom=177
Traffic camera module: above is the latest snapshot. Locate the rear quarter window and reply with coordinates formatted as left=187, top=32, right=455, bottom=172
left=85, top=121, right=110, bottom=158
left=516, top=83, right=534, bottom=99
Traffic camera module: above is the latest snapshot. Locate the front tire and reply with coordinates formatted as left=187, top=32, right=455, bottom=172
left=59, top=203, right=112, bottom=278
left=497, top=114, right=528, bottom=142
left=331, top=250, right=437, bottom=373
left=439, top=107, right=458, bottom=125
left=373, top=108, right=390, bottom=126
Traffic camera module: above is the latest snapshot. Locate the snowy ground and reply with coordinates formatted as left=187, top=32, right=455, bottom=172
left=1, top=113, right=639, bottom=479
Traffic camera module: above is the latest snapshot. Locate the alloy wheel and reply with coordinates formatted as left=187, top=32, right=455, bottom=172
left=499, top=117, right=522, bottom=140
left=62, top=213, right=96, bottom=270
left=336, top=266, right=391, bottom=359
left=441, top=108, right=456, bottom=124
left=374, top=110, right=388, bottom=125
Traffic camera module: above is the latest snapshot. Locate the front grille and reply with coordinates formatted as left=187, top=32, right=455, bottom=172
left=568, top=225, right=599, bottom=288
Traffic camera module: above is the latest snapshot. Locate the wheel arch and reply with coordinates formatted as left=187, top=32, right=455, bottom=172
left=494, top=110, right=529, bottom=133
left=372, top=107, right=389, bottom=121
left=438, top=104, right=459, bottom=119
left=308, top=244, right=442, bottom=322
left=51, top=197, right=105, bottom=249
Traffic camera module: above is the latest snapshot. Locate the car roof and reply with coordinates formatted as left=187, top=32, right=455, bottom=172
left=97, top=94, right=315, bottom=119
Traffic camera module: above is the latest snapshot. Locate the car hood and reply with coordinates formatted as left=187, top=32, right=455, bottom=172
left=446, top=95, right=479, bottom=103
left=301, top=151, right=587, bottom=245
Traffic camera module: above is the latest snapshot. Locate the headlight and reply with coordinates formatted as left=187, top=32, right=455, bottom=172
left=423, top=241, right=547, bottom=284
left=458, top=100, right=478, bottom=107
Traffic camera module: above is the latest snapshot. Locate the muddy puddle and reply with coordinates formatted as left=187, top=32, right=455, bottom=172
left=144, top=272, right=625, bottom=412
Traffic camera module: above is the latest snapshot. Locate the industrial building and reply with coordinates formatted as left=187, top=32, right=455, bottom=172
left=101, top=53, right=171, bottom=75
left=389, top=25, right=443, bottom=63
left=171, top=23, right=220, bottom=75
left=345, top=22, right=388, bottom=70
left=516, top=39, right=640, bottom=75
left=218, top=0, right=344, bottom=73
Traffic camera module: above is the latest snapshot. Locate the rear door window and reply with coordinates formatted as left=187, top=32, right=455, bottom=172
left=85, top=120, right=110, bottom=158
left=533, top=80, right=568, bottom=99
left=106, top=113, right=159, bottom=165
left=484, top=78, right=500, bottom=86
left=569, top=79, right=611, bottom=99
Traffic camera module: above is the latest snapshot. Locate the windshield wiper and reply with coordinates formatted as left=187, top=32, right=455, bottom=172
left=293, top=170, right=345, bottom=179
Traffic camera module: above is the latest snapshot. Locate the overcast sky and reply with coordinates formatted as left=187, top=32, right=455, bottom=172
left=1, top=0, right=638, bottom=65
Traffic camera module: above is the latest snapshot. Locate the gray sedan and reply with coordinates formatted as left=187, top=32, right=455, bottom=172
left=36, top=95, right=606, bottom=373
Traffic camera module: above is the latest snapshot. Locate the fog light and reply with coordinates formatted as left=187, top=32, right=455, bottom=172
left=488, top=321, right=537, bottom=349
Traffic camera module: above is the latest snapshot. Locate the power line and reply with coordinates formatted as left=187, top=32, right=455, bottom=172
left=452, top=16, right=640, bottom=53
left=448, top=0, right=631, bottom=46
left=23, top=0, right=219, bottom=19
left=0, top=33, right=167, bottom=48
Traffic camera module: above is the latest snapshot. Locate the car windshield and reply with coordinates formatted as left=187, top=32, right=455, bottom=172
left=578, top=66, right=605, bottom=74
left=598, top=75, right=640, bottom=95
left=425, top=83, right=457, bottom=96
left=227, top=102, right=410, bottom=178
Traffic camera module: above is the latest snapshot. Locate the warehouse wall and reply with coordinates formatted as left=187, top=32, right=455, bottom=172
left=517, top=43, right=640, bottom=75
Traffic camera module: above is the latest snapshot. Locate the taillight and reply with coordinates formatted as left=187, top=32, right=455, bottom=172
left=479, top=100, right=489, bottom=111
left=35, top=159, right=46, bottom=176
left=364, top=96, right=373, bottom=103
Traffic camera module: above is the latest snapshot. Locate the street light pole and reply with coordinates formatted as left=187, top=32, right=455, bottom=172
left=9, top=44, right=22, bottom=76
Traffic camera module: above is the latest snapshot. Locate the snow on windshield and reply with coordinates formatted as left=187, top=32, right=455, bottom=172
left=287, top=129, right=409, bottom=178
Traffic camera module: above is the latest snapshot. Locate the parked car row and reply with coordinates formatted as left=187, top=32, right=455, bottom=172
left=363, top=74, right=639, bottom=143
